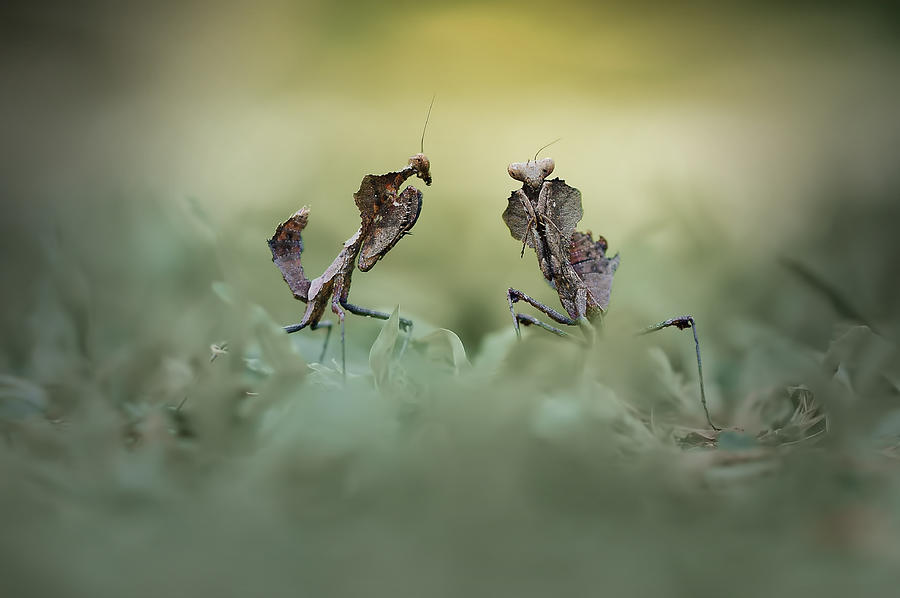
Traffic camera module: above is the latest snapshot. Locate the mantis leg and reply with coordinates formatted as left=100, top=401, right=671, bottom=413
left=507, top=288, right=577, bottom=338
left=282, top=319, right=333, bottom=363
left=515, top=313, right=574, bottom=338
left=640, top=315, right=719, bottom=430
left=310, top=320, right=333, bottom=363
left=340, top=299, right=414, bottom=354
left=331, top=299, right=347, bottom=381
left=339, top=300, right=414, bottom=332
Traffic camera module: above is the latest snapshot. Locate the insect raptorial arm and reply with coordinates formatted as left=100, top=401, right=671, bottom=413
left=268, top=207, right=312, bottom=302
left=517, top=194, right=538, bottom=258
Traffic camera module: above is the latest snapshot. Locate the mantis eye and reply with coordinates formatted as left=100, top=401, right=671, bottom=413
left=538, top=158, right=555, bottom=177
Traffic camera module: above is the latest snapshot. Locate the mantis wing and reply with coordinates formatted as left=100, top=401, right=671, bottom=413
left=354, top=172, right=423, bottom=271
left=539, top=179, right=583, bottom=250
left=502, top=189, right=537, bottom=248
left=568, top=231, right=620, bottom=311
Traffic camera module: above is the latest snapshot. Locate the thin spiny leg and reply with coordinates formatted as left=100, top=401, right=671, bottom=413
left=507, top=289, right=521, bottom=336
left=283, top=320, right=332, bottom=362
left=340, top=316, right=346, bottom=381
left=508, top=289, right=576, bottom=325
left=340, top=300, right=413, bottom=332
left=516, top=313, right=574, bottom=338
left=640, top=315, right=719, bottom=430
left=507, top=288, right=577, bottom=338
left=331, top=299, right=347, bottom=382
left=341, top=299, right=414, bottom=356
left=310, top=320, right=333, bottom=363
left=520, top=216, right=535, bottom=258
left=517, top=195, right=536, bottom=258
left=284, top=322, right=308, bottom=334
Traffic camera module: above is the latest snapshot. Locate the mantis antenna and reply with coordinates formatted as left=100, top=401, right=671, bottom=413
left=533, top=137, right=562, bottom=162
left=421, top=94, right=435, bottom=154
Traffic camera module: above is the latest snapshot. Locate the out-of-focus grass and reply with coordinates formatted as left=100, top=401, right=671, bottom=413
left=3, top=1, right=900, bottom=596
left=3, top=179, right=900, bottom=596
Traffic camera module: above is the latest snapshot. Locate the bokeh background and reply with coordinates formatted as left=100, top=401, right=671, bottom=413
left=3, top=1, right=900, bottom=596
left=4, top=0, right=899, bottom=349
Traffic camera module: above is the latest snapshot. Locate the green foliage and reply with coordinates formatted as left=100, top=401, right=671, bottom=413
left=4, top=212, right=900, bottom=597
left=4, top=177, right=900, bottom=598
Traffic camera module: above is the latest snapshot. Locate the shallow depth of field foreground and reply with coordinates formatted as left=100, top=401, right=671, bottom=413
left=3, top=2, right=900, bottom=596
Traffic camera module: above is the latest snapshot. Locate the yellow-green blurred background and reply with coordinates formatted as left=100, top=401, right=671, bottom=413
left=4, top=0, right=899, bottom=354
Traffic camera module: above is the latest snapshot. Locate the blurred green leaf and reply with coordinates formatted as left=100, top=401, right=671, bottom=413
left=824, top=326, right=899, bottom=390
left=412, top=328, right=471, bottom=374
left=369, top=306, right=401, bottom=392
left=211, top=281, right=235, bottom=305
left=0, top=375, right=47, bottom=419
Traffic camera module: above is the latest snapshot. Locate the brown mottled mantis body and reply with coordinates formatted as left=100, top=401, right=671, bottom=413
left=503, top=157, right=718, bottom=429
left=268, top=153, right=431, bottom=378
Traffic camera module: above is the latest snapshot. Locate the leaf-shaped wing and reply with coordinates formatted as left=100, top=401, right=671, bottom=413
left=502, top=189, right=536, bottom=248
left=357, top=185, right=423, bottom=272
left=539, top=179, right=583, bottom=246
left=354, top=172, right=403, bottom=218
left=568, top=231, right=620, bottom=311
left=268, top=207, right=311, bottom=301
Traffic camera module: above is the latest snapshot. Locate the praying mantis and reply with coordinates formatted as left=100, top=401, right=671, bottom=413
left=263, top=109, right=716, bottom=429
left=503, top=156, right=718, bottom=430
left=268, top=151, right=431, bottom=378
left=268, top=100, right=435, bottom=379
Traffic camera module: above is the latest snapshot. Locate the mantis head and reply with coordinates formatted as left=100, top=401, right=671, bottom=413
left=508, top=157, right=555, bottom=189
left=408, top=153, right=432, bottom=186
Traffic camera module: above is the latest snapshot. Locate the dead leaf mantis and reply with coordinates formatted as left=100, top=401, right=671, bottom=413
left=502, top=154, right=718, bottom=430
left=268, top=102, right=434, bottom=378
